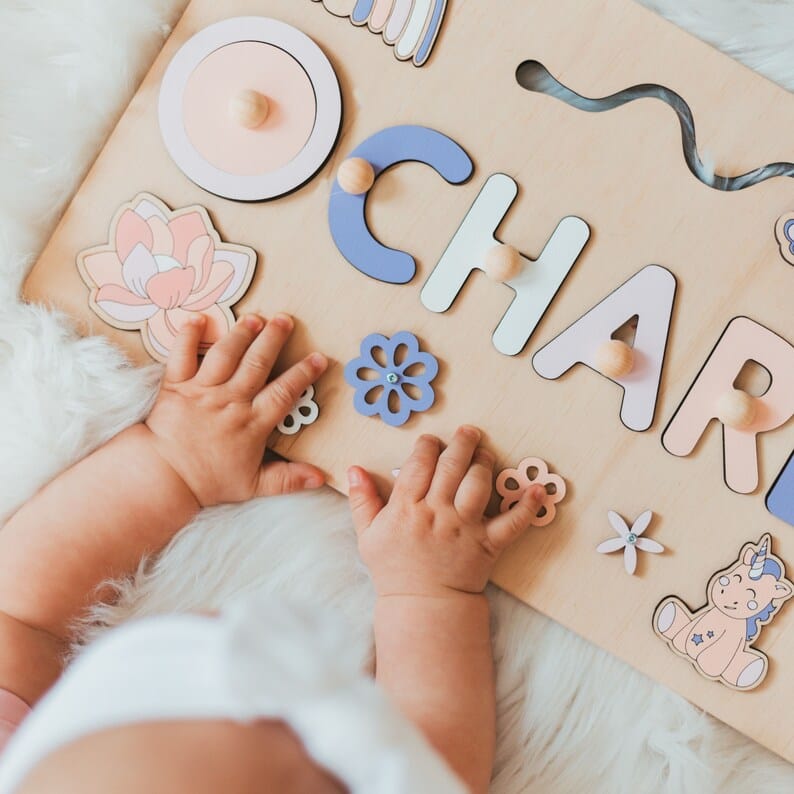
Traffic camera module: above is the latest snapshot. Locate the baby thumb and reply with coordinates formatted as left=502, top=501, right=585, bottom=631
left=347, top=466, right=385, bottom=536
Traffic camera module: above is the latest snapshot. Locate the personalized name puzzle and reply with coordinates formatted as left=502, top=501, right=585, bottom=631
left=24, top=0, right=794, bottom=762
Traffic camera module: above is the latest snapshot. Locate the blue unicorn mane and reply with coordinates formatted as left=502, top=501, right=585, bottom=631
left=746, top=603, right=776, bottom=641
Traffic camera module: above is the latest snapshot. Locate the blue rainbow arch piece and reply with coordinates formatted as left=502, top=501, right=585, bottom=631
left=351, top=0, right=375, bottom=25
left=415, top=0, right=447, bottom=66
left=328, top=125, right=474, bottom=284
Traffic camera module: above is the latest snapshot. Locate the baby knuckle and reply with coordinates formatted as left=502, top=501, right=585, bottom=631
left=437, top=456, right=462, bottom=476
left=275, top=468, right=296, bottom=493
left=268, top=378, right=297, bottom=409
left=509, top=511, right=531, bottom=534
left=474, top=448, right=495, bottom=468
left=245, top=354, right=273, bottom=375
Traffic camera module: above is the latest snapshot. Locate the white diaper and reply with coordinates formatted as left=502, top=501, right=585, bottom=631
left=0, top=599, right=464, bottom=794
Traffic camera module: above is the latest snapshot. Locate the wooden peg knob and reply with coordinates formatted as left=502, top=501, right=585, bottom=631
left=595, top=339, right=634, bottom=379
left=717, top=388, right=757, bottom=429
left=338, top=157, right=375, bottom=195
left=229, top=89, right=270, bottom=129
left=484, top=244, right=522, bottom=282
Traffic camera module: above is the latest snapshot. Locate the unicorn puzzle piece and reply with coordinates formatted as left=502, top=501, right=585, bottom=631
left=654, top=534, right=793, bottom=691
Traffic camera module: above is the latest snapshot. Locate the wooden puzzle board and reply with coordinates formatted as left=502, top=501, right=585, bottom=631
left=23, top=0, right=794, bottom=762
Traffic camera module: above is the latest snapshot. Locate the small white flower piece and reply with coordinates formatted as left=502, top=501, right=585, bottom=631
left=277, top=386, right=320, bottom=436
left=596, top=510, right=664, bottom=575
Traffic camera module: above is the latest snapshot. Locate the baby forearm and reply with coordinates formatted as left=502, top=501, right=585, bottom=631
left=374, top=593, right=495, bottom=794
left=0, top=424, right=198, bottom=638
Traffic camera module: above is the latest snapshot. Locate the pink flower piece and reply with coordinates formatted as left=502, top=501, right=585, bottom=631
left=495, top=456, right=567, bottom=527
left=77, top=194, right=257, bottom=363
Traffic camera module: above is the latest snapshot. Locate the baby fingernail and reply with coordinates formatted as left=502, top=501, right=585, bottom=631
left=273, top=313, right=294, bottom=330
left=347, top=467, right=362, bottom=486
left=309, top=352, right=327, bottom=370
left=461, top=425, right=481, bottom=440
left=528, top=484, right=546, bottom=503
left=243, top=315, right=264, bottom=332
left=186, top=313, right=205, bottom=326
left=304, top=476, right=324, bottom=489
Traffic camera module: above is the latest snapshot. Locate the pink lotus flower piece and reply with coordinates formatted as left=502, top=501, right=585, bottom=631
left=77, top=193, right=257, bottom=362
left=495, top=456, right=567, bottom=527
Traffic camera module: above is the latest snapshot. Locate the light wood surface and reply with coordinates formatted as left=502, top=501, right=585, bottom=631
left=22, top=0, right=794, bottom=762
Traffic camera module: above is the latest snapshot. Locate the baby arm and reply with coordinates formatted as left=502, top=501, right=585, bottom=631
left=347, top=428, right=544, bottom=794
left=0, top=313, right=327, bottom=705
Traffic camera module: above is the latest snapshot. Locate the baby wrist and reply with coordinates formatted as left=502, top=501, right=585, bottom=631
left=116, top=424, right=202, bottom=516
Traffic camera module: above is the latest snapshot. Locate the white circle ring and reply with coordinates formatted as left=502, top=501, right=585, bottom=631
left=159, top=17, right=342, bottom=201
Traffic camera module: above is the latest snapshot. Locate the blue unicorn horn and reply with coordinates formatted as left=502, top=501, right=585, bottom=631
left=748, top=536, right=770, bottom=581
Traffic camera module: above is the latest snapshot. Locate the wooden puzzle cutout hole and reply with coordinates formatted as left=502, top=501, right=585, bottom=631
left=525, top=465, right=540, bottom=480
left=502, top=476, right=520, bottom=492
left=401, top=382, right=422, bottom=401
left=403, top=361, right=427, bottom=378
left=611, top=315, right=639, bottom=347
left=370, top=346, right=388, bottom=368
left=356, top=366, right=380, bottom=381
left=387, top=389, right=401, bottom=413
left=733, top=359, right=772, bottom=398
left=545, top=482, right=558, bottom=496
left=393, top=343, right=409, bottom=366
left=515, top=59, right=794, bottom=191
left=366, top=385, right=384, bottom=404
left=536, top=505, right=548, bottom=519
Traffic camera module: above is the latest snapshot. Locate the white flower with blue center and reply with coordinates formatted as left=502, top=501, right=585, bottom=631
left=596, top=510, right=665, bottom=575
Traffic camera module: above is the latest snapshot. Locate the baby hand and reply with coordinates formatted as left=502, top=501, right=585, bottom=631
left=347, top=427, right=544, bottom=598
left=144, top=313, right=328, bottom=507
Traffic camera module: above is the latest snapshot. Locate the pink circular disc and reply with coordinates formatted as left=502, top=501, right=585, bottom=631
left=159, top=17, right=342, bottom=201
left=183, top=42, right=316, bottom=177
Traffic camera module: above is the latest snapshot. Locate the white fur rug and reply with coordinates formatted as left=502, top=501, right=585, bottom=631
left=2, top=1, right=794, bottom=791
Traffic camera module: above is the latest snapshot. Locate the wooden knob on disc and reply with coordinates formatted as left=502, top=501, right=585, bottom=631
left=338, top=157, right=375, bottom=195
left=716, top=388, right=757, bottom=429
left=595, top=339, right=634, bottom=379
left=229, top=89, right=270, bottom=129
left=484, top=244, right=522, bottom=282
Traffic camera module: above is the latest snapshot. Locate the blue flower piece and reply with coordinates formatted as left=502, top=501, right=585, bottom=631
left=785, top=219, right=794, bottom=254
left=344, top=331, right=439, bottom=427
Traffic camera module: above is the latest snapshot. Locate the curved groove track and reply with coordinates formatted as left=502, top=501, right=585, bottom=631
left=516, top=60, right=794, bottom=191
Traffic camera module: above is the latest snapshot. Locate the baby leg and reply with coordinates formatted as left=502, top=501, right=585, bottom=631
left=0, top=689, right=30, bottom=754
left=16, top=720, right=346, bottom=794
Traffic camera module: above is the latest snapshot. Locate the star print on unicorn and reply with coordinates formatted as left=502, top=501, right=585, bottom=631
left=654, top=534, right=793, bottom=691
